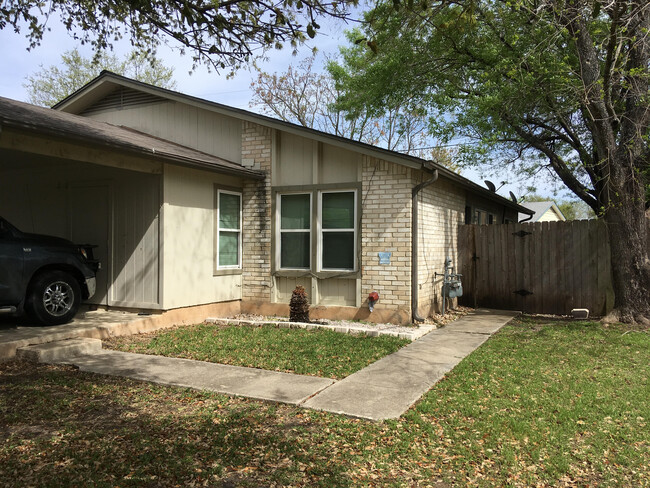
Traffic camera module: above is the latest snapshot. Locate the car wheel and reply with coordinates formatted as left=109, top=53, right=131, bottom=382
left=26, top=271, right=81, bottom=325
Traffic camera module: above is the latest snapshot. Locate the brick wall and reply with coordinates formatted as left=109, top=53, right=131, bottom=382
left=241, top=122, right=272, bottom=300
left=416, top=176, right=466, bottom=316
left=360, top=157, right=413, bottom=316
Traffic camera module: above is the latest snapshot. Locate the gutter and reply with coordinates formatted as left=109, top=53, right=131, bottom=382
left=412, top=165, right=439, bottom=323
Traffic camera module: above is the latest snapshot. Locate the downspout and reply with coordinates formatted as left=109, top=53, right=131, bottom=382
left=412, top=166, right=439, bottom=323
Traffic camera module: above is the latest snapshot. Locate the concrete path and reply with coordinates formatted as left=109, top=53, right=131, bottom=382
left=58, top=351, right=335, bottom=405
left=14, top=308, right=519, bottom=420
left=303, top=309, right=519, bottom=419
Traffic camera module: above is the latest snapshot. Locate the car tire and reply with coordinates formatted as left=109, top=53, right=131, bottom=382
left=26, top=271, right=81, bottom=325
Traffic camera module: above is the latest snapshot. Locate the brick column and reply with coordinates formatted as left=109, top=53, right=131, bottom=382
left=361, top=156, right=412, bottom=316
left=241, top=122, right=272, bottom=300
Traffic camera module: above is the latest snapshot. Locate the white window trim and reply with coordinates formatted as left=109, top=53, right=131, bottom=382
left=217, top=189, right=242, bottom=270
left=318, top=189, right=357, bottom=272
left=277, top=192, right=312, bottom=271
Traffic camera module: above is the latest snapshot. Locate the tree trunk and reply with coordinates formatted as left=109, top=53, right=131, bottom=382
left=604, top=160, right=650, bottom=324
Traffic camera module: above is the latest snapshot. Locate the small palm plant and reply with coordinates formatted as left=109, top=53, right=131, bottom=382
left=289, top=285, right=310, bottom=323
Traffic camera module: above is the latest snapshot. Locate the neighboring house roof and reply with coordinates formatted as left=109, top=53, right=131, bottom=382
left=519, top=201, right=566, bottom=222
left=0, top=96, right=265, bottom=180
left=54, top=70, right=533, bottom=216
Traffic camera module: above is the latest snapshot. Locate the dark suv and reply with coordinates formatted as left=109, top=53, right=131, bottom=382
left=0, top=217, right=99, bottom=325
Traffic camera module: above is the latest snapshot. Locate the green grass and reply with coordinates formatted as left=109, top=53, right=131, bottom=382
left=104, top=323, right=410, bottom=379
left=1, top=317, right=648, bottom=487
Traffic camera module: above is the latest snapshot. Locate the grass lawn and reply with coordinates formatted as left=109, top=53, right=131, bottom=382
left=104, top=323, right=411, bottom=379
left=1, top=316, right=648, bottom=487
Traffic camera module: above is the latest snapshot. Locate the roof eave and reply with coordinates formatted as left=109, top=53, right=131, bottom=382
left=0, top=119, right=265, bottom=181
left=53, top=71, right=531, bottom=212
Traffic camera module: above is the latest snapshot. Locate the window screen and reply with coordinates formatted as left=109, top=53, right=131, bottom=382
left=280, top=194, right=310, bottom=269
left=321, top=191, right=355, bottom=270
left=218, top=191, right=241, bottom=268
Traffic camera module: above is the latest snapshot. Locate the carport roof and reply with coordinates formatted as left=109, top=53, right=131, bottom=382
left=0, top=96, right=265, bottom=180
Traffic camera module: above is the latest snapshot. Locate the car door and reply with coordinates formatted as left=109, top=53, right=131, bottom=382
left=0, top=218, right=25, bottom=305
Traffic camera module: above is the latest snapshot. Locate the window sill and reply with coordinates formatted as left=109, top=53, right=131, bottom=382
left=273, top=270, right=359, bottom=279
left=213, top=268, right=243, bottom=276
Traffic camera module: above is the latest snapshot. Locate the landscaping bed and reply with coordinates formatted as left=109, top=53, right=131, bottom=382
left=103, top=322, right=411, bottom=379
left=2, top=316, right=648, bottom=487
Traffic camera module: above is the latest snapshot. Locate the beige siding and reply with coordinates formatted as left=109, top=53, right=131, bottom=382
left=111, top=174, right=161, bottom=306
left=320, top=145, right=361, bottom=184
left=318, top=278, right=357, bottom=306
left=275, top=132, right=315, bottom=186
left=0, top=154, right=162, bottom=308
left=162, top=164, right=244, bottom=309
left=84, top=101, right=242, bottom=163
left=274, top=276, right=312, bottom=303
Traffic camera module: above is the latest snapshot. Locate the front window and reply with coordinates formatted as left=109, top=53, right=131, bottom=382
left=279, top=193, right=311, bottom=269
left=276, top=189, right=357, bottom=273
left=217, top=190, right=242, bottom=269
left=320, top=191, right=356, bottom=270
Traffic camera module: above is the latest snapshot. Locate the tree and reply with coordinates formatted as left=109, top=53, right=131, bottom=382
left=333, top=0, right=650, bottom=323
left=250, top=55, right=432, bottom=154
left=24, top=48, right=176, bottom=107
left=1, top=0, right=354, bottom=72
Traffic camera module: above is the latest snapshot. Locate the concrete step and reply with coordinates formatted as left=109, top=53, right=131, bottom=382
left=16, top=338, right=103, bottom=363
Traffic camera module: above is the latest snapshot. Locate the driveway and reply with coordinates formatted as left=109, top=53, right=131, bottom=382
left=0, top=308, right=148, bottom=361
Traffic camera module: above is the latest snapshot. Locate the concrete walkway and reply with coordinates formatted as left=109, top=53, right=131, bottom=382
left=59, top=351, right=336, bottom=405
left=304, top=309, right=519, bottom=419
left=14, top=309, right=519, bottom=420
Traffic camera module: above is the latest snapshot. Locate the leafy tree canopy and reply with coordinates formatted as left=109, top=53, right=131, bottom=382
left=333, top=0, right=649, bottom=214
left=24, top=48, right=176, bottom=107
left=1, top=0, right=355, bottom=71
left=333, top=0, right=649, bottom=322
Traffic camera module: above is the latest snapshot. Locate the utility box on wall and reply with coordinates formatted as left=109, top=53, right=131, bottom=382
left=443, top=279, right=463, bottom=298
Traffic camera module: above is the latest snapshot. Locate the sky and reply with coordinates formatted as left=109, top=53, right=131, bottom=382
left=0, top=15, right=350, bottom=109
left=0, top=14, right=565, bottom=202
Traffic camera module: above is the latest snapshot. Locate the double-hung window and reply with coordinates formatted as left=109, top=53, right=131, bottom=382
left=217, top=190, right=242, bottom=269
left=320, top=191, right=356, bottom=270
left=279, top=193, right=311, bottom=269
left=276, top=189, right=357, bottom=273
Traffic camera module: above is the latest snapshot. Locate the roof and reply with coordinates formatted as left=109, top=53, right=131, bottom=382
left=54, top=71, right=533, bottom=215
left=0, top=96, right=264, bottom=180
left=519, top=201, right=566, bottom=222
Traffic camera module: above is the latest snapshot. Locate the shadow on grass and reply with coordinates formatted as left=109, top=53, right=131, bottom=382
left=0, top=362, right=352, bottom=487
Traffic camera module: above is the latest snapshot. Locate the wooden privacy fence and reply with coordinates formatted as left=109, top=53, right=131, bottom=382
left=458, top=220, right=619, bottom=316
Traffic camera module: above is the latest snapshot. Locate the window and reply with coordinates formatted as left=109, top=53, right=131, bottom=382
left=217, top=190, right=242, bottom=269
left=276, top=188, right=358, bottom=273
left=320, top=191, right=356, bottom=270
left=279, top=193, right=311, bottom=269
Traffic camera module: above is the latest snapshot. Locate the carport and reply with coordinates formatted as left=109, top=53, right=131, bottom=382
left=0, top=97, right=263, bottom=312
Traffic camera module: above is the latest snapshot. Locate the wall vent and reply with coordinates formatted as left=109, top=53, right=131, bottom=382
left=80, top=87, right=167, bottom=115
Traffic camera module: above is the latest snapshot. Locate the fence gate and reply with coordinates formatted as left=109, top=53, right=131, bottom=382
left=458, top=220, right=616, bottom=316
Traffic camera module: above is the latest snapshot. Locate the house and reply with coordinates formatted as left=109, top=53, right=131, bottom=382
left=0, top=71, right=532, bottom=324
left=518, top=201, right=566, bottom=222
